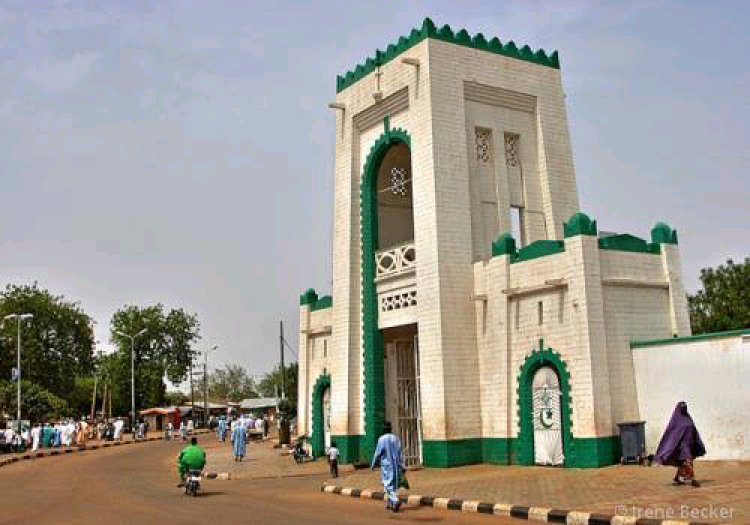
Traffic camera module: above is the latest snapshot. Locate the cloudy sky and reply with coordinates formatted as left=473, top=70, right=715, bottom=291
left=0, top=1, right=747, bottom=379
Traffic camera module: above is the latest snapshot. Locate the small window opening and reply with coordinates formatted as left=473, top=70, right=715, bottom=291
left=538, top=301, right=544, bottom=325
left=323, top=339, right=328, bottom=358
left=511, top=207, right=524, bottom=247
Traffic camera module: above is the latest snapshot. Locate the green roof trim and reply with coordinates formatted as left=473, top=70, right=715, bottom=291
left=631, top=328, right=750, bottom=348
left=513, top=240, right=565, bottom=263
left=311, top=295, right=332, bottom=311
left=299, top=288, right=332, bottom=310
left=598, top=234, right=661, bottom=255
left=336, top=18, right=560, bottom=93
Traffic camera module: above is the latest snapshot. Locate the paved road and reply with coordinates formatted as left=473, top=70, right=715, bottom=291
left=0, top=440, right=517, bottom=524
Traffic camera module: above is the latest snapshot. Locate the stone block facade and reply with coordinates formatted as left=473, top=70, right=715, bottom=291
left=297, top=19, right=691, bottom=468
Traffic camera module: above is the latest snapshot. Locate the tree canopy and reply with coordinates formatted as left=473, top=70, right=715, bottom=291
left=688, top=257, right=750, bottom=334
left=109, top=304, right=200, bottom=414
left=209, top=364, right=257, bottom=402
left=0, top=380, right=68, bottom=422
left=258, top=362, right=297, bottom=415
left=0, top=283, right=95, bottom=407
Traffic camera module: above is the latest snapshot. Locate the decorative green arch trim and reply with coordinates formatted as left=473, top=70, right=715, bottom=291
left=564, top=211, right=598, bottom=238
left=310, top=372, right=331, bottom=457
left=336, top=18, right=560, bottom=93
left=598, top=234, right=660, bottom=254
left=515, top=339, right=574, bottom=466
left=360, top=128, right=412, bottom=462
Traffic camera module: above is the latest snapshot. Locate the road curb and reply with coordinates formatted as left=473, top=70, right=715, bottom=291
left=0, top=430, right=211, bottom=469
left=320, top=484, right=715, bottom=525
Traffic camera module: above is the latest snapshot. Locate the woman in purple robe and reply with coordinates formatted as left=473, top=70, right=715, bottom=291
left=653, top=401, right=705, bottom=487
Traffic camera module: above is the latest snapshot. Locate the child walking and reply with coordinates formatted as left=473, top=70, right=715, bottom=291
left=327, top=441, right=340, bottom=478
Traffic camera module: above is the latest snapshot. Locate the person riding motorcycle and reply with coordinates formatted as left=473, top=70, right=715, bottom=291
left=177, top=437, right=206, bottom=487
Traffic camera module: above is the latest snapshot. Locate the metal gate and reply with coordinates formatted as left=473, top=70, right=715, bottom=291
left=532, top=366, right=564, bottom=466
left=386, top=339, right=422, bottom=467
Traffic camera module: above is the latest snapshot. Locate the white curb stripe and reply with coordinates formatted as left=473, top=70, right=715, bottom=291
left=341, top=488, right=352, bottom=496
left=461, top=501, right=479, bottom=513
left=566, top=511, right=590, bottom=524
left=493, top=503, right=513, bottom=516
left=407, top=495, right=422, bottom=505
left=323, top=485, right=336, bottom=493
left=432, top=497, right=450, bottom=509
left=611, top=516, right=638, bottom=525
left=360, top=489, right=372, bottom=498
left=528, top=507, right=550, bottom=521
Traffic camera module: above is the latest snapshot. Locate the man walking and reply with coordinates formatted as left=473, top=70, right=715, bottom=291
left=370, top=422, right=406, bottom=512
left=327, top=441, right=340, bottom=478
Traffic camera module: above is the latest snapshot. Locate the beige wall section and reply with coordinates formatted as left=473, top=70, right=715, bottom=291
left=298, top=306, right=332, bottom=435
left=465, top=100, right=546, bottom=260
left=660, top=244, right=692, bottom=337
left=633, top=334, right=750, bottom=460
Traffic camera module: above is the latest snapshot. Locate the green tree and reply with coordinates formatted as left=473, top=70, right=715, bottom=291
left=258, top=363, right=297, bottom=415
left=110, top=304, right=200, bottom=414
left=0, top=380, right=68, bottom=422
left=688, top=258, right=750, bottom=334
left=164, top=390, right=188, bottom=406
left=0, top=283, right=95, bottom=406
left=209, top=364, right=257, bottom=402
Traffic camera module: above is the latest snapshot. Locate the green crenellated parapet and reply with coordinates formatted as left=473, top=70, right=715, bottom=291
left=564, top=211, right=598, bottom=237
left=299, top=288, right=318, bottom=306
left=491, top=232, right=517, bottom=258
left=651, top=222, right=678, bottom=245
left=336, top=17, right=560, bottom=93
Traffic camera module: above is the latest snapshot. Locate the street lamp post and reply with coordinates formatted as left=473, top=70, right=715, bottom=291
left=3, top=313, right=33, bottom=433
left=115, top=328, right=147, bottom=430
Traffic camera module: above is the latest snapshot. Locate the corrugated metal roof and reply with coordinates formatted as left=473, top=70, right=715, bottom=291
left=239, top=397, right=278, bottom=409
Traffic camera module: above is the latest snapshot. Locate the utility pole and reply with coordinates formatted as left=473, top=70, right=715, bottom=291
left=202, top=345, right=218, bottom=427
left=90, top=374, right=97, bottom=421
left=279, top=320, right=285, bottom=400
left=189, top=358, right=195, bottom=420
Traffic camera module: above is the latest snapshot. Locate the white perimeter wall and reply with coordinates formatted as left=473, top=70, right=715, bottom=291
left=632, top=333, right=750, bottom=460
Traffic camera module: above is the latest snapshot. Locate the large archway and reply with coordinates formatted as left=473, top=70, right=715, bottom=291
left=360, top=124, right=413, bottom=461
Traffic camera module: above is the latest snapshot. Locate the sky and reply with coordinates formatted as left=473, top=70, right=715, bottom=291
left=0, top=1, right=747, bottom=380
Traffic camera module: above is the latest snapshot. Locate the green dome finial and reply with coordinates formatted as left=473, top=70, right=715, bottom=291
left=300, top=288, right=319, bottom=306
left=651, top=222, right=678, bottom=245
left=492, top=232, right=517, bottom=257
left=564, top=211, right=597, bottom=238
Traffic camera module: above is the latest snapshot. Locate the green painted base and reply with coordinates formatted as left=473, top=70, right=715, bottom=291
left=331, top=434, right=619, bottom=468
left=422, top=436, right=619, bottom=468
left=331, top=434, right=366, bottom=464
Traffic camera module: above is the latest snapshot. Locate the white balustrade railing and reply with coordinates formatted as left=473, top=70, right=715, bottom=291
left=375, top=242, right=416, bottom=280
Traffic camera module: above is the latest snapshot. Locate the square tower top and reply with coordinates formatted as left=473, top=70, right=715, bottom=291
left=336, top=17, right=560, bottom=93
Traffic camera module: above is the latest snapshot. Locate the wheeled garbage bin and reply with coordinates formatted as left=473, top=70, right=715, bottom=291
left=617, top=421, right=646, bottom=464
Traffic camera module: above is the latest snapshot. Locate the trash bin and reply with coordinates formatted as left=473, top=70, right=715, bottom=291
left=617, top=421, right=646, bottom=465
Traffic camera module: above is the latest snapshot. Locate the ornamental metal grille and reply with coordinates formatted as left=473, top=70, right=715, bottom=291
left=504, top=133, right=520, bottom=167
left=390, top=166, right=408, bottom=196
left=475, top=128, right=491, bottom=163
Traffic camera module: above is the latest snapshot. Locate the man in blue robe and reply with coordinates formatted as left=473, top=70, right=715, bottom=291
left=217, top=417, right=227, bottom=442
left=370, top=422, right=406, bottom=512
left=231, top=421, right=247, bottom=461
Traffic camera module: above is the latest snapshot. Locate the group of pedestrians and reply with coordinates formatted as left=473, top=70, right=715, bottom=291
left=212, top=414, right=270, bottom=462
left=1, top=418, right=96, bottom=453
